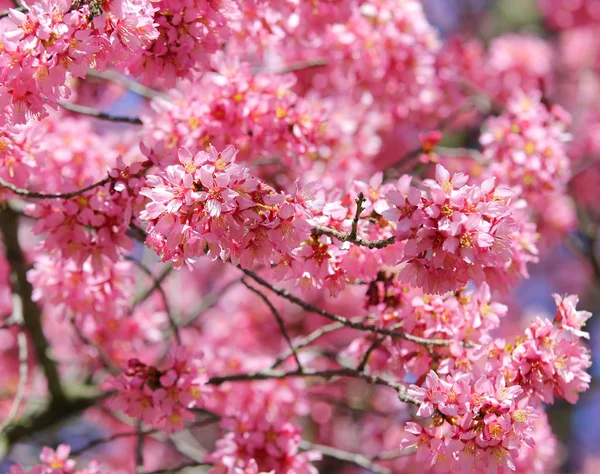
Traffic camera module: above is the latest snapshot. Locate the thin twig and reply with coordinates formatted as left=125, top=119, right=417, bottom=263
left=239, top=267, right=458, bottom=348
left=70, top=318, right=119, bottom=374
left=72, top=416, right=219, bottom=455
left=272, top=58, right=328, bottom=75
left=131, top=265, right=173, bottom=310
left=357, top=335, right=387, bottom=373
left=136, top=420, right=145, bottom=474
left=349, top=192, right=366, bottom=241
left=58, top=101, right=143, bottom=125
left=0, top=175, right=111, bottom=199
left=206, top=367, right=418, bottom=405
left=145, top=462, right=213, bottom=474
left=86, top=69, right=164, bottom=100
left=312, top=225, right=396, bottom=249
left=178, top=279, right=240, bottom=328
left=371, top=447, right=416, bottom=461
left=242, top=279, right=303, bottom=370
left=271, top=319, right=354, bottom=369
left=126, top=257, right=180, bottom=344
left=0, top=331, right=28, bottom=434
left=300, top=440, right=390, bottom=474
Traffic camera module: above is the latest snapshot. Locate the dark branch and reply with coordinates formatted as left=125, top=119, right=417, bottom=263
left=242, top=279, right=303, bottom=370
left=239, top=267, right=457, bottom=348
left=58, top=101, right=143, bottom=125
left=0, top=175, right=111, bottom=199
left=0, top=207, right=66, bottom=403
left=300, top=440, right=390, bottom=474
left=126, top=257, right=180, bottom=344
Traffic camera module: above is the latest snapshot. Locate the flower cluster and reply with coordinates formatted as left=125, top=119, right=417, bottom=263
left=283, top=0, right=441, bottom=119
left=142, top=57, right=328, bottom=169
left=402, top=372, right=538, bottom=473
left=206, top=416, right=321, bottom=474
left=107, top=347, right=210, bottom=433
left=501, top=315, right=592, bottom=404
left=27, top=159, right=147, bottom=266
left=0, top=0, right=157, bottom=123
left=480, top=91, right=572, bottom=201
left=10, top=444, right=107, bottom=474
left=383, top=165, right=520, bottom=293
left=140, top=145, right=312, bottom=269
left=127, top=0, right=238, bottom=87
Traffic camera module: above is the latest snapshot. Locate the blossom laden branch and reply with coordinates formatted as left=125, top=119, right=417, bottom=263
left=239, top=267, right=459, bottom=348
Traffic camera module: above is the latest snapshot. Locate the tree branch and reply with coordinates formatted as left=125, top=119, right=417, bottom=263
left=206, top=367, right=418, bottom=405
left=239, top=267, right=458, bottom=348
left=0, top=330, right=28, bottom=434
left=86, top=69, right=164, bottom=100
left=0, top=175, right=111, bottom=199
left=242, top=279, right=303, bottom=370
left=126, top=257, right=180, bottom=344
left=271, top=319, right=354, bottom=369
left=312, top=225, right=396, bottom=250
left=58, top=101, right=143, bottom=125
left=0, top=207, right=66, bottom=403
left=300, top=440, right=390, bottom=474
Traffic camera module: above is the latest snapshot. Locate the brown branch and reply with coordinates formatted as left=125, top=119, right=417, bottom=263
left=357, top=335, right=387, bottom=373
left=131, top=265, right=173, bottom=310
left=0, top=331, right=28, bottom=434
left=136, top=420, right=145, bottom=474
left=126, top=257, right=180, bottom=344
left=238, top=267, right=457, bottom=348
left=300, top=440, right=390, bottom=474
left=242, top=279, right=303, bottom=370
left=206, top=367, right=418, bottom=405
left=86, top=69, right=164, bottom=100
left=271, top=319, right=355, bottom=368
left=0, top=207, right=66, bottom=403
left=178, top=278, right=240, bottom=328
left=312, top=225, right=396, bottom=250
left=272, top=58, right=328, bottom=75
left=371, top=447, right=416, bottom=461
left=0, top=175, right=111, bottom=199
left=145, top=462, right=213, bottom=474
left=58, top=101, right=143, bottom=125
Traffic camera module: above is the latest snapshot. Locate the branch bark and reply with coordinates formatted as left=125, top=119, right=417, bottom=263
left=0, top=207, right=66, bottom=404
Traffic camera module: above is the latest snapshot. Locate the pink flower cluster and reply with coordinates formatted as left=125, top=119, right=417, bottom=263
left=403, top=372, right=538, bottom=473
left=127, top=0, right=239, bottom=87
left=480, top=91, right=572, bottom=200
left=107, top=347, right=210, bottom=433
left=10, top=444, right=107, bottom=474
left=27, top=159, right=147, bottom=267
left=0, top=0, right=157, bottom=123
left=499, top=315, right=592, bottom=404
left=206, top=416, right=320, bottom=474
left=142, top=57, right=327, bottom=169
left=283, top=0, right=441, bottom=119
left=383, top=164, right=520, bottom=293
left=140, top=145, right=312, bottom=269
